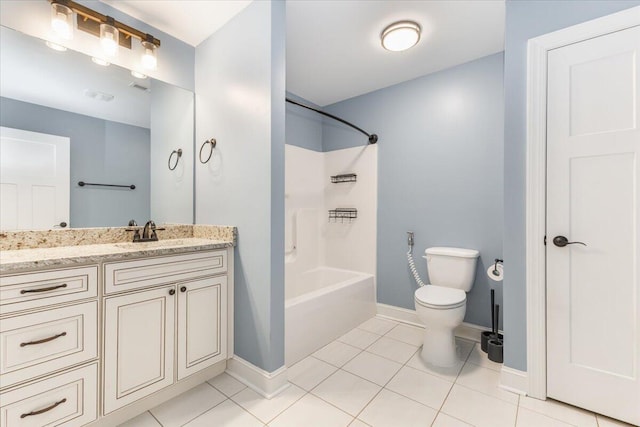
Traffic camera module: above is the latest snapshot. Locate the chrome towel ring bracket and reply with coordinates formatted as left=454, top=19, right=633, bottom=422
left=199, top=138, right=217, bottom=164
left=168, top=148, right=182, bottom=170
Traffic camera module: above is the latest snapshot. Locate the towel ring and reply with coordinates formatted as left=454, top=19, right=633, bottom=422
left=168, top=149, right=182, bottom=171
left=199, top=138, right=217, bottom=164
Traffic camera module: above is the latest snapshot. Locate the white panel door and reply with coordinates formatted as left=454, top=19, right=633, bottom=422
left=177, top=276, right=227, bottom=380
left=546, top=26, right=640, bottom=425
left=0, top=127, right=69, bottom=230
left=103, top=286, right=175, bottom=414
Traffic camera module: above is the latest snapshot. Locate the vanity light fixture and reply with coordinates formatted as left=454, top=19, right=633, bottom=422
left=45, top=40, right=67, bottom=51
left=100, top=16, right=119, bottom=57
left=141, top=36, right=158, bottom=70
left=48, top=0, right=161, bottom=69
left=91, top=57, right=110, bottom=66
left=381, top=20, right=421, bottom=52
left=51, top=1, right=73, bottom=39
left=131, top=70, right=147, bottom=79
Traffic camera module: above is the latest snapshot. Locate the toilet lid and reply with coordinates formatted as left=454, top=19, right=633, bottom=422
left=415, top=285, right=466, bottom=308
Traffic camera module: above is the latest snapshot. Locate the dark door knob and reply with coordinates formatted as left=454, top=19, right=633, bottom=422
left=553, top=236, right=587, bottom=247
left=168, top=289, right=176, bottom=295
left=55, top=222, right=67, bottom=228
left=180, top=286, right=187, bottom=293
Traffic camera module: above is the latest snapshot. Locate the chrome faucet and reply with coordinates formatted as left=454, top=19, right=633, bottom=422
left=142, top=220, right=157, bottom=241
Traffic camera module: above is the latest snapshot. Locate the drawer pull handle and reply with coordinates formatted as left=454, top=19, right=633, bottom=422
left=21, top=398, right=67, bottom=418
left=20, top=283, right=68, bottom=294
left=20, top=332, right=67, bottom=347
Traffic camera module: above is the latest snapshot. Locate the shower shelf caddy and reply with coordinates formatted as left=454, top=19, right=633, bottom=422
left=328, top=208, right=358, bottom=223
left=331, top=173, right=357, bottom=183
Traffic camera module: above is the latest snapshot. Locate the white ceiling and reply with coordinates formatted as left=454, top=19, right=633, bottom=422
left=94, top=1, right=505, bottom=107
left=100, top=0, right=252, bottom=47
left=286, top=0, right=505, bottom=106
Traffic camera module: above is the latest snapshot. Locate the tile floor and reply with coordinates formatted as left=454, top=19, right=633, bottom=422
left=119, top=317, right=634, bottom=427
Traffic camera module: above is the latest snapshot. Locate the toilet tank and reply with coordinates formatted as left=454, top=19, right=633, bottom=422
left=424, top=247, right=480, bottom=292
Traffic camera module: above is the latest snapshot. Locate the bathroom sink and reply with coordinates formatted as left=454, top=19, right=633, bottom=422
left=114, top=239, right=191, bottom=250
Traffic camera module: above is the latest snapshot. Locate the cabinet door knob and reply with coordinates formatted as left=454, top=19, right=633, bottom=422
left=180, top=286, right=187, bottom=293
left=169, top=289, right=176, bottom=295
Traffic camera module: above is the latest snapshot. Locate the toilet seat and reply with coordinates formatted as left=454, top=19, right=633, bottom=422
left=415, top=285, right=466, bottom=310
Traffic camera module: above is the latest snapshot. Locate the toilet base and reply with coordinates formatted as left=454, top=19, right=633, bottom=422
left=420, top=328, right=458, bottom=367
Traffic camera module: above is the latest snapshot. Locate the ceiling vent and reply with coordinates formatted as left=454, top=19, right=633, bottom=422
left=129, top=82, right=150, bottom=92
left=83, top=89, right=114, bottom=102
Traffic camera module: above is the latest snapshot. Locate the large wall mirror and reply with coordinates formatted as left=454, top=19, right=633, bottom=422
left=0, top=25, right=194, bottom=230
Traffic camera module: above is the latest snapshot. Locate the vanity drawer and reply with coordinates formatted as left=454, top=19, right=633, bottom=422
left=104, top=250, right=227, bottom=294
left=0, top=363, right=97, bottom=427
left=0, top=301, right=98, bottom=388
left=0, top=266, right=98, bottom=315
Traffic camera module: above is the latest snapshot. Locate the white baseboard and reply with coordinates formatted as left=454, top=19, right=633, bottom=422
left=226, top=356, right=289, bottom=399
left=500, top=366, right=528, bottom=395
left=377, top=302, right=422, bottom=326
left=376, top=303, right=498, bottom=343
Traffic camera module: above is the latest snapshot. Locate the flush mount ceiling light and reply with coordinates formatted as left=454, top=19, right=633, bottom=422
left=381, top=21, right=421, bottom=52
left=49, top=0, right=161, bottom=68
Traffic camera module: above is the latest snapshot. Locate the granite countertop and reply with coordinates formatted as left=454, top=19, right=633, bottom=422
left=0, top=237, right=234, bottom=274
left=0, top=224, right=236, bottom=274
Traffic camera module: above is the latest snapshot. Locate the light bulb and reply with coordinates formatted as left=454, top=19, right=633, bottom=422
left=131, top=70, right=148, bottom=79
left=141, top=40, right=157, bottom=70
left=100, top=19, right=119, bottom=57
left=51, top=3, right=73, bottom=40
left=91, top=57, right=110, bottom=66
left=46, top=41, right=67, bottom=51
left=101, top=36, right=118, bottom=56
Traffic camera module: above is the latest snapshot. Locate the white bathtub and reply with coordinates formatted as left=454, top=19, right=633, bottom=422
left=285, top=266, right=376, bottom=366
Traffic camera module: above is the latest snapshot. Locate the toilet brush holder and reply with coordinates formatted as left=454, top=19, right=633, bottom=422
left=481, top=331, right=504, bottom=352
left=487, top=338, right=503, bottom=363
left=481, top=331, right=492, bottom=352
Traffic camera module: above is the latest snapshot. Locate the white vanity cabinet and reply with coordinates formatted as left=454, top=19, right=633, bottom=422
left=102, top=249, right=231, bottom=415
left=0, top=245, right=234, bottom=427
left=0, top=266, right=99, bottom=427
left=103, top=285, right=176, bottom=414
left=177, top=275, right=227, bottom=380
left=0, top=363, right=98, bottom=427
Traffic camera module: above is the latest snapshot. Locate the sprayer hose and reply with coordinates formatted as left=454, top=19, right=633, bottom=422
left=407, top=249, right=426, bottom=287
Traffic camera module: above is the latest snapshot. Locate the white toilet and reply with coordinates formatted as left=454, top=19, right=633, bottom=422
left=414, top=247, right=479, bottom=367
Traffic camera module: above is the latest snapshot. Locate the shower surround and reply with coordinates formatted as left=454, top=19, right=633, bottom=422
left=284, top=143, right=377, bottom=365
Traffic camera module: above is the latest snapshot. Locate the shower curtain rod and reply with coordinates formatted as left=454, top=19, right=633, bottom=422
left=286, top=98, right=378, bottom=144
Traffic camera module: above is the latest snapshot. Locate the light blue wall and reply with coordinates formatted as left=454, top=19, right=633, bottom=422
left=270, top=0, right=286, bottom=369
left=195, top=0, right=286, bottom=372
left=1, top=97, right=150, bottom=227
left=503, top=0, right=640, bottom=372
left=322, top=53, right=505, bottom=329
left=150, top=80, right=194, bottom=224
left=285, top=92, right=323, bottom=152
